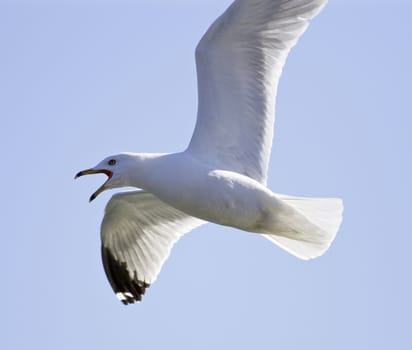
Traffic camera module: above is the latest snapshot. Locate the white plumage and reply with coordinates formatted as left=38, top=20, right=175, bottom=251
left=100, top=191, right=205, bottom=303
left=190, top=0, right=327, bottom=184
left=76, top=0, right=342, bottom=305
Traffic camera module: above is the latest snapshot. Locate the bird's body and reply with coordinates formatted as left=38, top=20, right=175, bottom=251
left=110, top=152, right=324, bottom=239
left=76, top=0, right=343, bottom=305
left=120, top=152, right=271, bottom=230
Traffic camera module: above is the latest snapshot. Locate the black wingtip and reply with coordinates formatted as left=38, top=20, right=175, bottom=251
left=101, top=246, right=150, bottom=305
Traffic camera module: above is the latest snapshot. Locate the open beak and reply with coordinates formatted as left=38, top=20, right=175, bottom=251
left=75, top=168, right=113, bottom=202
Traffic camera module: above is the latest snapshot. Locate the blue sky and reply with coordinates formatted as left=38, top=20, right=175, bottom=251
left=2, top=0, right=412, bottom=349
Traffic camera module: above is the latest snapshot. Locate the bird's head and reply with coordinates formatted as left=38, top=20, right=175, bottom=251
left=75, top=154, right=130, bottom=202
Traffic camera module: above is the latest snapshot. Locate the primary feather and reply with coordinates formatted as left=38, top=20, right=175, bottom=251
left=101, top=191, right=204, bottom=304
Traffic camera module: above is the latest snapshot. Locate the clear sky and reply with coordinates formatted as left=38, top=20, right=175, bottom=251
left=2, top=0, right=412, bottom=349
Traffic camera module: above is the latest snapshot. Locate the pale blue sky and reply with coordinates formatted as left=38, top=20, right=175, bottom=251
left=2, top=0, right=412, bottom=349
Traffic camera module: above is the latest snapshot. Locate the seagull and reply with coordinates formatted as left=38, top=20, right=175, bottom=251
left=76, top=0, right=342, bottom=305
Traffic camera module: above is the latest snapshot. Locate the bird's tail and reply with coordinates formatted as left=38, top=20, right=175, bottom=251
left=263, top=194, right=343, bottom=260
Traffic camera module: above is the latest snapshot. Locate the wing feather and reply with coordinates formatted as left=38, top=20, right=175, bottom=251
left=101, top=191, right=205, bottom=304
left=188, top=0, right=328, bottom=184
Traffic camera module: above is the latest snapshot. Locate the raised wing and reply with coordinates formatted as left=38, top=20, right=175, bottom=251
left=101, top=191, right=205, bottom=304
left=188, top=0, right=327, bottom=184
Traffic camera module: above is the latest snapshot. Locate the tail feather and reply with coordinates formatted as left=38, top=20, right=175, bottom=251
left=263, top=194, right=343, bottom=260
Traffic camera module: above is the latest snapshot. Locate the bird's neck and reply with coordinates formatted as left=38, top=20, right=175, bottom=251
left=125, top=152, right=180, bottom=192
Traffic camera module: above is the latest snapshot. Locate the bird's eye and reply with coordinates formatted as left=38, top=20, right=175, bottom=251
left=108, top=159, right=116, bottom=166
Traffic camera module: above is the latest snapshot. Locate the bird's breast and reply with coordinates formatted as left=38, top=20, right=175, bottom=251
left=144, top=157, right=276, bottom=232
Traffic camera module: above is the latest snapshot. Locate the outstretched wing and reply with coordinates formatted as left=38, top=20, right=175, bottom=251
left=101, top=191, right=205, bottom=304
left=188, top=0, right=327, bottom=184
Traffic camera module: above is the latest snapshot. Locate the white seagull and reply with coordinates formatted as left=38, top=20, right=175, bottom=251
left=76, top=0, right=342, bottom=305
